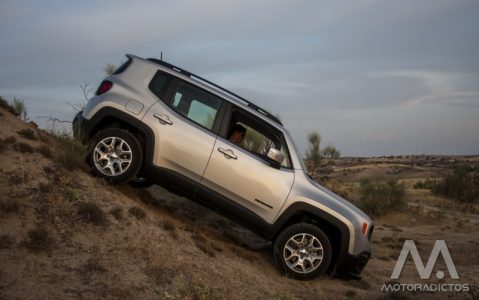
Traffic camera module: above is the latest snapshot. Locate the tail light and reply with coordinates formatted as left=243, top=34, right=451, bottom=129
left=95, top=80, right=113, bottom=95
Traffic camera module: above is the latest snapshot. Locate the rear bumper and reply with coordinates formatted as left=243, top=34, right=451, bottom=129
left=333, top=251, right=371, bottom=279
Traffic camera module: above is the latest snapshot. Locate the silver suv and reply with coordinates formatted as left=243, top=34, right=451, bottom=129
left=73, top=54, right=373, bottom=279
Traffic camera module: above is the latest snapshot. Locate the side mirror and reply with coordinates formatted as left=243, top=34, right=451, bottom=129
left=267, top=148, right=285, bottom=166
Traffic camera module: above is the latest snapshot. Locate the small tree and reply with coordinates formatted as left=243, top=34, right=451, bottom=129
left=322, top=145, right=341, bottom=166
left=305, top=131, right=322, bottom=175
left=12, top=97, right=27, bottom=121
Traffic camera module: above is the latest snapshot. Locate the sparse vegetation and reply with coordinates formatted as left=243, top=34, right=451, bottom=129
left=36, top=145, right=53, bottom=158
left=0, top=234, right=15, bottom=249
left=322, top=144, right=341, bottom=166
left=128, top=206, right=146, bottom=219
left=76, top=202, right=106, bottom=226
left=192, top=232, right=216, bottom=257
left=12, top=97, right=27, bottom=120
left=23, top=228, right=54, bottom=252
left=0, top=198, right=20, bottom=214
left=110, top=206, right=123, bottom=220
left=17, top=129, right=36, bottom=140
left=53, top=132, right=87, bottom=170
left=62, top=188, right=83, bottom=202
left=429, top=165, right=478, bottom=207
left=305, top=131, right=322, bottom=175
left=0, top=136, right=16, bottom=153
left=358, top=178, right=406, bottom=217
left=0, top=96, right=16, bottom=114
left=13, top=142, right=34, bottom=153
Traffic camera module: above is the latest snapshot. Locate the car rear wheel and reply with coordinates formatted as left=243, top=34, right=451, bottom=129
left=273, top=223, right=332, bottom=280
left=88, top=128, right=143, bottom=184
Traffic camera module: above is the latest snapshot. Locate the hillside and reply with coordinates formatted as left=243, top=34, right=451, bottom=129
left=0, top=106, right=478, bottom=299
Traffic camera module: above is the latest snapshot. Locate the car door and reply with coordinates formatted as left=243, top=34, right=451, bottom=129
left=200, top=108, right=295, bottom=224
left=142, top=71, right=226, bottom=194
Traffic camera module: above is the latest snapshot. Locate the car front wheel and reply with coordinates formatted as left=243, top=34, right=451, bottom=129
left=88, top=128, right=143, bottom=184
left=273, top=223, right=332, bottom=280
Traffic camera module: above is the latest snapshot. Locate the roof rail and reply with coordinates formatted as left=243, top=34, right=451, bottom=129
left=148, top=58, right=283, bottom=126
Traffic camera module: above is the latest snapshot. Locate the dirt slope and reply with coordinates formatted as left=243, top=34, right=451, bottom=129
left=0, top=107, right=478, bottom=299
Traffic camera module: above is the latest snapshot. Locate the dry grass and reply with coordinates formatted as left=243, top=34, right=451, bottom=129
left=0, top=234, right=15, bottom=249
left=76, top=202, right=106, bottom=226
left=17, top=129, right=36, bottom=140
left=52, top=133, right=87, bottom=171
left=13, top=142, right=34, bottom=153
left=110, top=206, right=123, bottom=220
left=128, top=206, right=146, bottom=220
left=0, top=198, right=20, bottom=214
left=192, top=232, right=216, bottom=257
left=36, top=145, right=53, bottom=158
left=23, top=228, right=54, bottom=252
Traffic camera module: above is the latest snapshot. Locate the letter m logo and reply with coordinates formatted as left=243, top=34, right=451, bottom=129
left=391, top=240, right=459, bottom=280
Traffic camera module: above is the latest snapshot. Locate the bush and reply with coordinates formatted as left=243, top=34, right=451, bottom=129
left=430, top=165, right=478, bottom=207
left=0, top=96, right=16, bottom=115
left=24, top=228, right=54, bottom=252
left=13, top=142, right=34, bottom=153
left=53, top=133, right=87, bottom=170
left=12, top=97, right=27, bottom=120
left=358, top=178, right=406, bottom=217
left=36, top=145, right=53, bottom=158
left=76, top=202, right=106, bottom=226
left=128, top=206, right=146, bottom=220
left=17, top=129, right=36, bottom=140
left=413, top=179, right=438, bottom=189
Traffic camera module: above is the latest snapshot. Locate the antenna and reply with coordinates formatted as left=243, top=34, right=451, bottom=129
left=160, top=51, right=163, bottom=61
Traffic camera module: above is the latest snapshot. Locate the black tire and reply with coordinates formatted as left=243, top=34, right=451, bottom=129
left=273, top=223, right=332, bottom=280
left=88, top=128, right=143, bottom=184
left=129, top=174, right=154, bottom=188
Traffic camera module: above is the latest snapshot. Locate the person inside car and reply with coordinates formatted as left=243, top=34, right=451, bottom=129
left=228, top=123, right=247, bottom=145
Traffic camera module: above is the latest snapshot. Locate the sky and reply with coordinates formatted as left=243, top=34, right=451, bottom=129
left=1, top=0, right=478, bottom=157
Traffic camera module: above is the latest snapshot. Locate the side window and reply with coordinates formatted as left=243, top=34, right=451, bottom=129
left=148, top=71, right=171, bottom=99
left=170, top=82, right=222, bottom=130
left=227, top=110, right=292, bottom=168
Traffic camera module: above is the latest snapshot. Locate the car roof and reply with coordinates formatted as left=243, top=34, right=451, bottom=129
left=126, top=54, right=284, bottom=129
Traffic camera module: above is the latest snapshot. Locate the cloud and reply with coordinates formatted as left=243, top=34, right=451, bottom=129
left=1, top=0, right=478, bottom=155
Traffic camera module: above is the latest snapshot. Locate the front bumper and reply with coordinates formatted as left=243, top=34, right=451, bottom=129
left=333, top=251, right=371, bottom=279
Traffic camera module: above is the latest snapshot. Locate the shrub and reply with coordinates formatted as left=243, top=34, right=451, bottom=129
left=0, top=198, right=20, bottom=214
left=76, top=202, right=106, bottom=226
left=12, top=97, right=27, bottom=120
left=24, top=228, right=54, bottom=252
left=128, top=206, right=146, bottom=220
left=17, top=128, right=36, bottom=140
left=53, top=133, right=87, bottom=170
left=110, top=206, right=123, bottom=220
left=0, top=96, right=16, bottom=115
left=358, top=178, right=406, bottom=217
left=0, top=234, right=14, bottom=249
left=63, top=188, right=83, bottom=202
left=36, top=145, right=53, bottom=158
left=13, top=142, right=34, bottom=153
left=413, top=179, right=438, bottom=189
left=430, top=165, right=478, bottom=207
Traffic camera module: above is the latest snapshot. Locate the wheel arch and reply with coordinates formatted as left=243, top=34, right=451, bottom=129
left=269, top=202, right=350, bottom=271
left=82, top=107, right=155, bottom=167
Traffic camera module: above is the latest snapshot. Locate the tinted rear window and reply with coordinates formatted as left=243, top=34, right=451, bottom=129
left=148, top=71, right=172, bottom=99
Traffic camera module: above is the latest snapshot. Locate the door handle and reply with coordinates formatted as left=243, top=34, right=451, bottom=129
left=218, top=147, right=237, bottom=160
left=153, top=114, right=173, bottom=125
